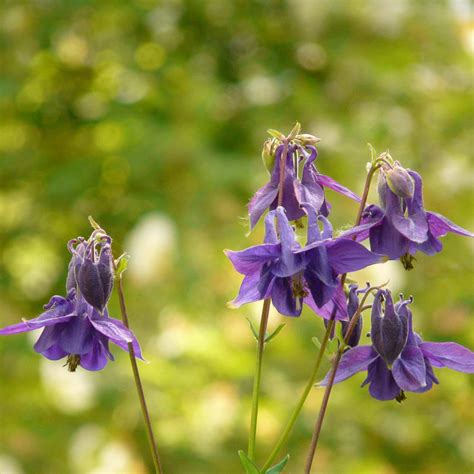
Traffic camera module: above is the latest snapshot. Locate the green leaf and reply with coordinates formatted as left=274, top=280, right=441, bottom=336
left=267, top=129, right=285, bottom=140
left=246, top=318, right=259, bottom=341
left=265, top=454, right=290, bottom=474
left=264, top=323, right=285, bottom=343
left=114, top=253, right=130, bottom=279
left=238, top=450, right=261, bottom=474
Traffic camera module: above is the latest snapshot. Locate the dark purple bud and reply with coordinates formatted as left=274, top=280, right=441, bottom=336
left=341, top=285, right=364, bottom=348
left=77, top=236, right=114, bottom=312
left=385, top=165, right=414, bottom=199
left=371, top=290, right=408, bottom=366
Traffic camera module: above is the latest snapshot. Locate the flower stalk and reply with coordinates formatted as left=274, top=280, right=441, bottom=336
left=248, top=136, right=290, bottom=461
left=114, top=263, right=164, bottom=474
left=303, top=160, right=383, bottom=473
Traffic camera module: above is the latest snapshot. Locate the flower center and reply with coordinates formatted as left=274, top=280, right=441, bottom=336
left=400, top=253, right=416, bottom=270
left=291, top=275, right=308, bottom=298
left=66, top=354, right=81, bottom=372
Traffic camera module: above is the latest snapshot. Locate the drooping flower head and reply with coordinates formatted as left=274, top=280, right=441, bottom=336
left=248, top=142, right=361, bottom=231
left=322, top=290, right=474, bottom=401
left=344, top=162, right=473, bottom=269
left=226, top=206, right=384, bottom=319
left=0, top=229, right=141, bottom=371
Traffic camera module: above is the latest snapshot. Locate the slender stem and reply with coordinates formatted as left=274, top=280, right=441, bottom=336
left=248, top=298, right=271, bottom=460
left=261, top=319, right=334, bottom=471
left=247, top=137, right=290, bottom=461
left=304, top=162, right=380, bottom=473
left=116, top=275, right=163, bottom=474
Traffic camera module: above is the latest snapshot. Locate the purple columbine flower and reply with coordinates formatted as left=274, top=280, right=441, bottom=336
left=321, top=290, right=474, bottom=401
left=248, top=144, right=360, bottom=231
left=344, top=167, right=473, bottom=268
left=0, top=291, right=142, bottom=371
left=225, top=206, right=384, bottom=318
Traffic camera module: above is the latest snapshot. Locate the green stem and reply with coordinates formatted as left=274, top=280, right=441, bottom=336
left=116, top=275, right=163, bottom=474
left=248, top=298, right=271, bottom=460
left=261, top=319, right=335, bottom=471
left=303, top=161, right=382, bottom=472
left=247, top=136, right=290, bottom=462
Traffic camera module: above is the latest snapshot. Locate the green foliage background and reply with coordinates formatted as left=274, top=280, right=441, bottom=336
left=0, top=1, right=473, bottom=473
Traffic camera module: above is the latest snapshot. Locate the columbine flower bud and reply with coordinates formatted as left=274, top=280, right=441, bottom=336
left=340, top=284, right=364, bottom=347
left=370, top=290, right=408, bottom=366
left=77, top=234, right=114, bottom=312
left=295, top=133, right=321, bottom=146
left=385, top=164, right=415, bottom=199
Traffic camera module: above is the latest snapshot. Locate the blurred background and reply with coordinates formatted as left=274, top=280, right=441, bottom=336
left=0, top=0, right=473, bottom=473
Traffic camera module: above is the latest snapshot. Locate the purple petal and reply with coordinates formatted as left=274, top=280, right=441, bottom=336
left=301, top=203, right=322, bottom=244
left=304, top=283, right=348, bottom=321
left=248, top=181, right=279, bottom=231
left=385, top=187, right=428, bottom=244
left=338, top=205, right=385, bottom=241
left=109, top=330, right=144, bottom=360
left=320, top=346, right=377, bottom=385
left=326, top=239, right=385, bottom=274
left=271, top=277, right=302, bottom=317
left=225, top=244, right=281, bottom=275
left=316, top=174, right=361, bottom=202
left=363, top=357, right=402, bottom=401
left=229, top=271, right=272, bottom=308
left=426, top=212, right=474, bottom=239
left=34, top=324, right=65, bottom=352
left=80, top=339, right=110, bottom=371
left=295, top=165, right=325, bottom=214
left=39, top=343, right=68, bottom=361
left=58, top=316, right=94, bottom=355
left=392, top=345, right=427, bottom=391
left=413, top=357, right=439, bottom=393
left=420, top=342, right=474, bottom=373
left=369, top=217, right=410, bottom=259
left=263, top=211, right=278, bottom=244
left=89, top=316, right=134, bottom=344
left=0, top=311, right=74, bottom=335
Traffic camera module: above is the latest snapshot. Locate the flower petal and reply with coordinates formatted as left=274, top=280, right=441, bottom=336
left=80, top=339, right=110, bottom=371
left=39, top=343, right=68, bottom=361
left=304, top=282, right=348, bottom=321
left=229, top=271, right=273, bottom=308
left=326, top=239, right=385, bottom=274
left=225, top=244, right=281, bottom=275
left=271, top=276, right=302, bottom=317
left=420, top=342, right=474, bottom=373
left=369, top=216, right=410, bottom=259
left=248, top=182, right=279, bottom=231
left=316, top=174, right=361, bottom=202
left=426, top=212, right=474, bottom=239
left=364, top=357, right=402, bottom=401
left=392, top=345, right=427, bottom=391
left=58, top=316, right=94, bottom=355
left=320, top=346, right=378, bottom=385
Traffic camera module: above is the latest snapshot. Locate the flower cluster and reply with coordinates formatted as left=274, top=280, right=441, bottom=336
left=227, top=129, right=473, bottom=407
left=0, top=230, right=141, bottom=371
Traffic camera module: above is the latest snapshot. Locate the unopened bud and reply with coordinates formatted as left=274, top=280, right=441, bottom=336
left=385, top=165, right=415, bottom=199
left=295, top=133, right=321, bottom=146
